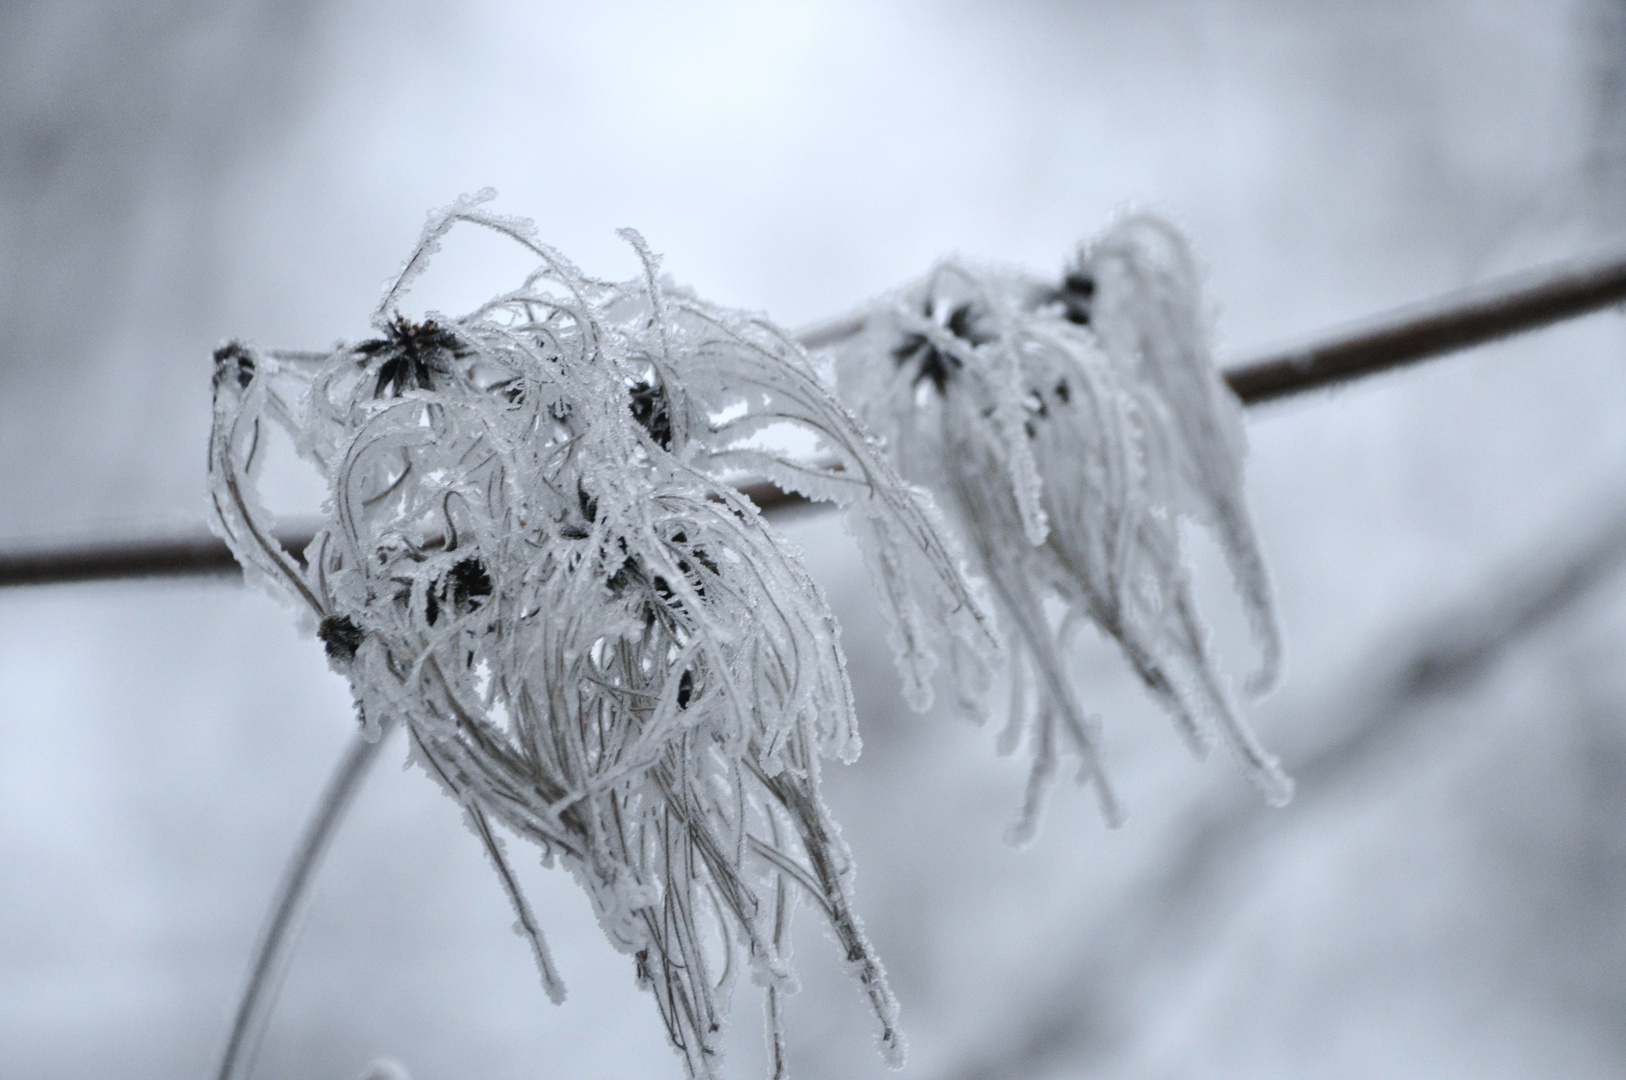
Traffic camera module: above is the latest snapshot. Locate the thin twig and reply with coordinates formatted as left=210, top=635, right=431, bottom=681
left=0, top=532, right=259, bottom=587
left=214, top=720, right=397, bottom=1080
left=1226, top=245, right=1626, bottom=404
left=3, top=247, right=1623, bottom=590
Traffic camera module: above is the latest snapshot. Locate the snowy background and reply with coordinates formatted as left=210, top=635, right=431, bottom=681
left=4, top=1, right=1626, bottom=1078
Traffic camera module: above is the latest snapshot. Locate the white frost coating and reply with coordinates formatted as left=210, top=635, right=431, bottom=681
left=205, top=194, right=978, bottom=1079
left=1079, top=215, right=1283, bottom=697
left=822, top=217, right=1291, bottom=842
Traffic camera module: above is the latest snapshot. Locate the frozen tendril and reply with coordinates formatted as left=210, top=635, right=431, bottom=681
left=208, top=192, right=995, bottom=1078
left=1079, top=215, right=1283, bottom=697
left=823, top=214, right=1290, bottom=842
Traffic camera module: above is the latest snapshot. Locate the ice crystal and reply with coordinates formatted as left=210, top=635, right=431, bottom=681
left=207, top=192, right=993, bottom=1078
left=823, top=214, right=1290, bottom=840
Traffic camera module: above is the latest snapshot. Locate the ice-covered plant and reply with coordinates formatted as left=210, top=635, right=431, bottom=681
left=207, top=192, right=994, bottom=1079
left=821, top=214, right=1290, bottom=841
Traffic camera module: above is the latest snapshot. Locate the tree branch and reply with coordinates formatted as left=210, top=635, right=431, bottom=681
left=3, top=247, right=1623, bottom=590
left=1226, top=246, right=1626, bottom=404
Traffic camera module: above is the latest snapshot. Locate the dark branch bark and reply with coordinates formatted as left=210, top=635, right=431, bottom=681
left=1226, top=247, right=1626, bottom=404
left=0, top=531, right=278, bottom=588
left=4, top=247, right=1624, bottom=590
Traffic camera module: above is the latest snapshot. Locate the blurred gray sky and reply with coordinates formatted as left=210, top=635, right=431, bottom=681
left=4, top=3, right=1626, bottom=1079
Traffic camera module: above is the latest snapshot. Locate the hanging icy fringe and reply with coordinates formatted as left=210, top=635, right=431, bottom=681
left=208, top=192, right=995, bottom=1080
left=1081, top=216, right=1283, bottom=697
left=822, top=213, right=1290, bottom=842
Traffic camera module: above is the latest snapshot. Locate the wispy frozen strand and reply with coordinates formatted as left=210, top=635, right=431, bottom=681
left=1079, top=215, right=1283, bottom=696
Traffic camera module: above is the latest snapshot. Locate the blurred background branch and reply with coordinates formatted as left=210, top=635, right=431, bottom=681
left=935, top=493, right=1626, bottom=1080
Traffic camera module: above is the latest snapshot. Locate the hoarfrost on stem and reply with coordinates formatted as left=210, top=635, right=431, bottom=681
left=821, top=214, right=1290, bottom=842
left=208, top=192, right=993, bottom=1079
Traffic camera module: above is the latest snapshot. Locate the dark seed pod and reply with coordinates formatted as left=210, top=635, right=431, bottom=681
left=1057, top=269, right=1096, bottom=326
left=318, top=614, right=364, bottom=663
left=356, top=316, right=470, bottom=398
left=627, top=376, right=674, bottom=450
left=890, top=299, right=991, bottom=394
left=213, top=342, right=256, bottom=390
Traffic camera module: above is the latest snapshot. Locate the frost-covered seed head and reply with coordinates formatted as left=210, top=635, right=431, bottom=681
left=823, top=214, right=1291, bottom=841
left=207, top=192, right=998, bottom=1079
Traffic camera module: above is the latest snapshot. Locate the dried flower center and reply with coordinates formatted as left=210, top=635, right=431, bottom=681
left=891, top=299, right=988, bottom=393
left=355, top=316, right=470, bottom=398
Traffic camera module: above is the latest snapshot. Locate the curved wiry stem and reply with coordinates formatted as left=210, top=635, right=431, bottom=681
left=214, top=718, right=396, bottom=1080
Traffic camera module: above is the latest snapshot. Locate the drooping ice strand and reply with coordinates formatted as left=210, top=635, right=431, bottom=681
left=821, top=213, right=1291, bottom=842
left=208, top=192, right=995, bottom=1079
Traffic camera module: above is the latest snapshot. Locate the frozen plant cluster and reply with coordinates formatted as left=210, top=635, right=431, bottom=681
left=207, top=192, right=994, bottom=1080
left=822, top=214, right=1290, bottom=841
